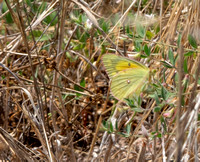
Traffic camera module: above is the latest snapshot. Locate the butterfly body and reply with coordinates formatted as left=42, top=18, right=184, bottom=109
left=102, top=54, right=149, bottom=100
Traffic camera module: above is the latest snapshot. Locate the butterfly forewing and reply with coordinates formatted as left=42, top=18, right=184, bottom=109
left=102, top=54, right=147, bottom=78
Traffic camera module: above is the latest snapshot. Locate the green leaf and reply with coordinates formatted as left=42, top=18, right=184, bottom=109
left=110, top=122, right=113, bottom=132
left=74, top=79, right=85, bottom=97
left=18, top=71, right=23, bottom=76
left=138, top=95, right=142, bottom=106
left=30, top=30, right=52, bottom=41
left=44, top=11, right=58, bottom=26
left=161, top=86, right=167, bottom=100
left=73, top=44, right=82, bottom=50
left=39, top=35, right=52, bottom=41
left=78, top=14, right=82, bottom=23
left=102, top=21, right=109, bottom=33
left=155, top=25, right=160, bottom=34
left=144, top=44, right=151, bottom=56
left=151, top=91, right=160, bottom=105
left=126, top=25, right=130, bottom=34
left=126, top=25, right=133, bottom=38
left=101, top=45, right=106, bottom=54
left=136, top=24, right=145, bottom=38
left=1, top=75, right=5, bottom=79
left=162, top=50, right=165, bottom=59
left=134, top=41, right=142, bottom=52
left=168, top=48, right=175, bottom=66
left=25, top=0, right=32, bottom=7
left=48, top=113, right=52, bottom=118
left=126, top=124, right=131, bottom=135
left=183, top=59, right=188, bottom=73
left=161, top=61, right=173, bottom=68
left=25, top=0, right=36, bottom=12
left=2, top=2, right=13, bottom=23
left=154, top=103, right=165, bottom=112
left=156, top=133, right=162, bottom=138
left=80, top=79, right=85, bottom=87
left=80, top=32, right=89, bottom=43
left=177, top=34, right=181, bottom=47
left=183, top=76, right=189, bottom=93
left=140, top=54, right=148, bottom=58
left=38, top=1, right=46, bottom=14
left=161, top=86, right=171, bottom=101
left=184, top=51, right=194, bottom=57
left=133, top=108, right=144, bottom=113
left=76, top=28, right=81, bottom=39
left=102, top=120, right=108, bottom=129
left=153, top=45, right=160, bottom=54
left=188, top=34, right=197, bottom=49
left=32, top=30, right=42, bottom=37
left=115, top=120, right=118, bottom=130
left=154, top=106, right=162, bottom=112
left=126, top=99, right=135, bottom=108
left=146, top=30, right=154, bottom=40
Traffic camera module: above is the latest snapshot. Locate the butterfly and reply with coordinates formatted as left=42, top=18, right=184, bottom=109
left=102, top=54, right=149, bottom=100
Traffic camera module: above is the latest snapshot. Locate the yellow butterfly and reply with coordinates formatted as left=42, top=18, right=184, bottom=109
left=102, top=54, right=149, bottom=100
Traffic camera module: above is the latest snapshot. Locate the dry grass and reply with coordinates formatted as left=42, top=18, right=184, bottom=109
left=0, top=0, right=200, bottom=161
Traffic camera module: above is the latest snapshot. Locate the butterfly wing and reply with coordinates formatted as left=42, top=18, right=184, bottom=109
left=110, top=68, right=149, bottom=100
left=102, top=54, right=147, bottom=78
left=102, top=54, right=149, bottom=100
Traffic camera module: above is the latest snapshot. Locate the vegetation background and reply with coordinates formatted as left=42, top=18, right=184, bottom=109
left=0, top=0, right=200, bottom=161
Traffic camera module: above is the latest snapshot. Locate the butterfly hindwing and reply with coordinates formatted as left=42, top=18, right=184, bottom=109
left=111, top=68, right=149, bottom=100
